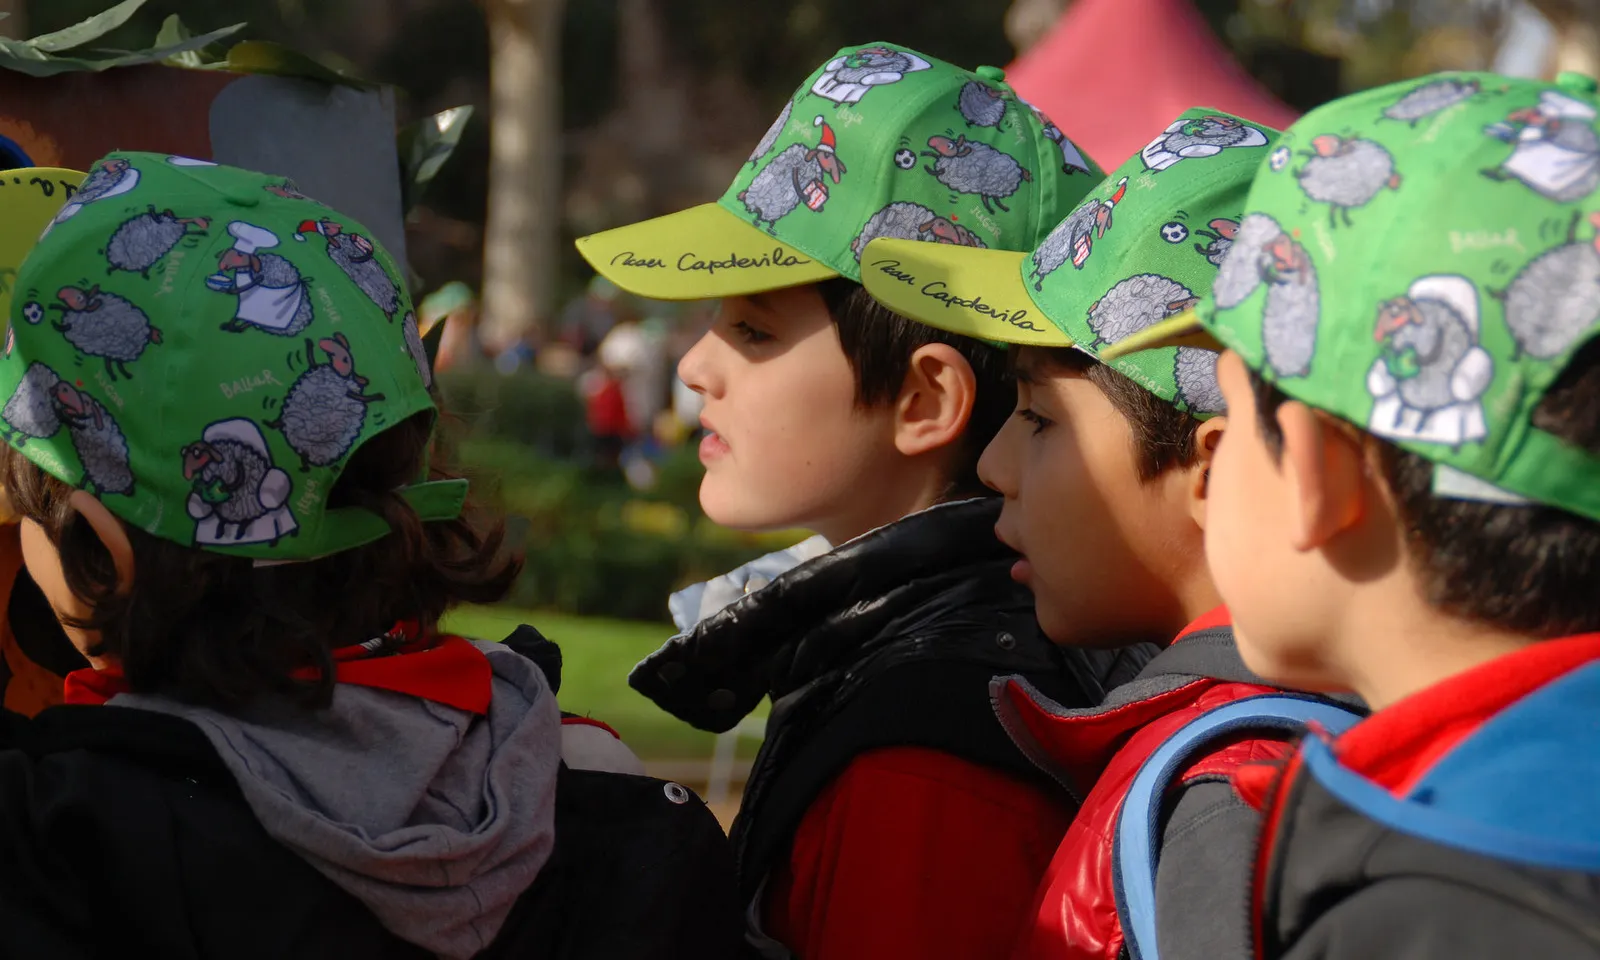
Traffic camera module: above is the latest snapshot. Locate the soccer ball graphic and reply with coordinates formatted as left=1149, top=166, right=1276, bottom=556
left=894, top=148, right=917, bottom=170
left=1160, top=221, right=1189, bottom=244
left=21, top=302, right=43, bottom=325
left=1269, top=145, right=1292, bottom=172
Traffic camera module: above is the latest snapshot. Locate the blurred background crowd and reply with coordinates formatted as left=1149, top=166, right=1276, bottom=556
left=3, top=0, right=1595, bottom=796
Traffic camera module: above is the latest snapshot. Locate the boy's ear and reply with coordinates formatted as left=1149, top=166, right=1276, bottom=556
left=68, top=490, right=135, bottom=595
left=1187, top=416, right=1226, bottom=530
left=893, top=342, right=976, bottom=459
left=1277, top=401, right=1366, bottom=552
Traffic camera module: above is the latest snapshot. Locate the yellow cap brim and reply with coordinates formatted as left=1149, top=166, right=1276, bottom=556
left=1099, top=307, right=1224, bottom=360
left=858, top=238, right=1070, bottom=346
left=574, top=202, right=838, bottom=301
left=1, top=168, right=86, bottom=321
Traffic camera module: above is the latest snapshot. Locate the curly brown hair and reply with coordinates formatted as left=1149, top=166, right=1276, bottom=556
left=1, top=411, right=520, bottom=709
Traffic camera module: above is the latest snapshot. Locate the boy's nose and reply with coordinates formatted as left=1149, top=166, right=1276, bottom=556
left=977, top=417, right=1021, bottom=497
left=676, top=330, right=717, bottom=398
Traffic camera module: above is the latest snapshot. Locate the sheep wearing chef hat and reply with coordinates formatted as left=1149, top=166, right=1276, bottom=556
left=1483, top=90, right=1600, bottom=204
left=205, top=221, right=315, bottom=337
left=294, top=218, right=402, bottom=321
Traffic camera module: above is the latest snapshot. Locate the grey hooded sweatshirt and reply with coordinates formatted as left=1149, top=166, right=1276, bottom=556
left=114, top=639, right=561, bottom=960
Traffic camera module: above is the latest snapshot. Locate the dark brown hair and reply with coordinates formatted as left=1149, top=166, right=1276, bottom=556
left=1248, top=335, right=1600, bottom=638
left=1037, top=347, right=1205, bottom=480
left=818, top=277, right=1014, bottom=499
left=1, top=412, right=519, bottom=709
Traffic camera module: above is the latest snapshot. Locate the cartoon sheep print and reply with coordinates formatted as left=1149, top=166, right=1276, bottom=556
left=1030, top=178, right=1127, bottom=288
left=1026, top=102, right=1094, bottom=175
left=1297, top=136, right=1401, bottom=228
left=1085, top=274, right=1199, bottom=347
left=402, top=311, right=433, bottom=388
left=923, top=135, right=1031, bottom=213
left=296, top=219, right=403, bottom=320
left=749, top=99, right=794, bottom=165
left=1212, top=213, right=1321, bottom=379
left=739, top=118, right=847, bottom=232
left=106, top=208, right=210, bottom=278
left=1140, top=116, right=1268, bottom=172
left=183, top=418, right=297, bottom=545
left=207, top=222, right=315, bottom=336
left=810, top=47, right=931, bottom=105
left=1483, top=91, right=1600, bottom=204
left=1367, top=275, right=1493, bottom=448
left=851, top=202, right=985, bottom=260
left=52, top=382, right=133, bottom=496
left=1, top=363, right=62, bottom=445
left=1174, top=348, right=1224, bottom=415
left=50, top=285, right=162, bottom=381
left=267, top=334, right=386, bottom=471
left=1193, top=218, right=1240, bottom=267
left=47, top=158, right=141, bottom=232
left=958, top=82, right=1007, bottom=128
left=1492, top=211, right=1600, bottom=360
left=1383, top=77, right=1480, bottom=126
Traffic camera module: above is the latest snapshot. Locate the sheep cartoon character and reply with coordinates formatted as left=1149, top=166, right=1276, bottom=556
left=1212, top=213, right=1321, bottom=379
left=1367, top=275, right=1494, bottom=449
left=402, top=311, right=433, bottom=389
left=105, top=208, right=211, bottom=278
left=183, top=418, right=297, bottom=546
left=738, top=117, right=847, bottom=232
left=294, top=219, right=402, bottom=321
left=958, top=82, right=1008, bottom=128
left=267, top=334, right=386, bottom=471
left=1491, top=210, right=1600, bottom=361
left=45, top=158, right=142, bottom=234
left=0, top=362, right=63, bottom=446
left=264, top=180, right=311, bottom=201
left=810, top=46, right=931, bottom=105
left=851, top=202, right=986, bottom=260
left=1383, top=77, right=1481, bottom=127
left=1193, top=218, right=1240, bottom=267
left=50, top=381, right=133, bottom=496
left=50, top=285, right=162, bottom=382
left=1174, top=348, right=1225, bottom=415
left=1029, top=177, right=1128, bottom=289
left=1022, top=101, right=1094, bottom=176
left=748, top=99, right=794, bottom=166
left=1482, top=91, right=1600, bottom=204
left=1296, top=135, right=1402, bottom=228
left=1140, top=116, right=1268, bottom=172
left=923, top=134, right=1032, bottom=214
left=206, top=222, right=315, bottom=336
left=1085, top=274, right=1200, bottom=348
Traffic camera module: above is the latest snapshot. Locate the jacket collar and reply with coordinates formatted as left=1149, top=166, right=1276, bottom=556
left=630, top=498, right=1023, bottom=733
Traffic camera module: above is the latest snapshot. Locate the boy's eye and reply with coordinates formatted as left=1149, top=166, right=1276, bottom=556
left=1016, top=408, right=1052, bottom=435
left=732, top=320, right=774, bottom=345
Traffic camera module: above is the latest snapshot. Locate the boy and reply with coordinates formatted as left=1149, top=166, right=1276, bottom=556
left=577, top=43, right=1124, bottom=958
left=1106, top=70, right=1600, bottom=958
left=862, top=108, right=1352, bottom=960
left=0, top=153, right=736, bottom=959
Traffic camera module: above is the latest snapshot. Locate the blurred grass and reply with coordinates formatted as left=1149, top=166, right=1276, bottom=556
left=442, top=604, right=765, bottom=760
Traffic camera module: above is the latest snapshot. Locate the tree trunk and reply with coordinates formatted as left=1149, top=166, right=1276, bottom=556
left=480, top=0, right=565, bottom=353
left=0, top=0, right=26, bottom=40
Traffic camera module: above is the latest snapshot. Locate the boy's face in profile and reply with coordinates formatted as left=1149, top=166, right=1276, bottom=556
left=979, top=348, right=1210, bottom=648
left=677, top=284, right=899, bottom=541
left=1208, top=350, right=1340, bottom=689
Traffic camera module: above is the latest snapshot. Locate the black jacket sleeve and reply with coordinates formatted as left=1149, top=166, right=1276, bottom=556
left=1155, top=781, right=1260, bottom=960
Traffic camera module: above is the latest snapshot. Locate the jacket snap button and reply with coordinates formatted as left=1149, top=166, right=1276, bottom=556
left=996, top=631, right=1016, bottom=650
left=663, top=782, right=691, bottom=804
left=708, top=688, right=737, bottom=711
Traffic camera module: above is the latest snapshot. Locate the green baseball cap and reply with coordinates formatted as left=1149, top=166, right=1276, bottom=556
left=861, top=108, right=1280, bottom=416
left=574, top=42, right=1103, bottom=299
left=1105, top=70, right=1600, bottom=520
left=0, top=151, right=465, bottom=560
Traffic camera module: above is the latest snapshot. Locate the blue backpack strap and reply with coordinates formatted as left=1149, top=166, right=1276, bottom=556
left=1113, top=695, right=1362, bottom=960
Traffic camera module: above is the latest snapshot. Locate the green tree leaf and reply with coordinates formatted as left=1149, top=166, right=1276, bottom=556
left=190, top=39, right=373, bottom=88
left=398, top=105, right=475, bottom=217
left=27, top=0, right=146, bottom=53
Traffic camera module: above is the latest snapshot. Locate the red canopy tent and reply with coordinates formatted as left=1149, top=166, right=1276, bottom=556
left=1007, top=0, right=1300, bottom=170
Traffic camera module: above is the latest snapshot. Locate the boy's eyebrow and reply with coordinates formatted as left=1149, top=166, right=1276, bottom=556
left=1012, top=351, right=1040, bottom=385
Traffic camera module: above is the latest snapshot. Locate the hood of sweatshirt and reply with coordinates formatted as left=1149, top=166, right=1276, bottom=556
left=114, top=638, right=560, bottom=960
